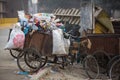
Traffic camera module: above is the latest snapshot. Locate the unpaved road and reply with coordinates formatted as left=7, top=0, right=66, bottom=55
left=0, top=28, right=26, bottom=80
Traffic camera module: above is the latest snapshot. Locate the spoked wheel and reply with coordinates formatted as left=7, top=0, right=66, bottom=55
left=109, top=59, right=120, bottom=80
left=25, top=54, right=47, bottom=68
left=84, top=55, right=99, bottom=79
left=17, top=48, right=40, bottom=73
left=24, top=48, right=42, bottom=70
left=41, top=56, right=48, bottom=68
left=10, top=49, right=22, bottom=58
left=67, top=54, right=75, bottom=65
left=93, top=50, right=111, bottom=74
left=61, top=56, right=67, bottom=69
left=107, top=55, right=120, bottom=74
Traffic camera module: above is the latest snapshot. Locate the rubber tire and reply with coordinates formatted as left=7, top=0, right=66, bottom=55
left=17, top=49, right=40, bottom=73
left=107, top=55, right=120, bottom=75
left=109, top=59, right=120, bottom=80
left=40, top=56, right=48, bottom=68
left=84, top=55, right=99, bottom=79
left=93, top=50, right=111, bottom=74
left=10, top=50, right=21, bottom=59
left=17, top=52, right=25, bottom=72
left=24, top=48, right=42, bottom=70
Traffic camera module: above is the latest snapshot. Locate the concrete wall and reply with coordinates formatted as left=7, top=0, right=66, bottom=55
left=38, top=0, right=80, bottom=13
left=2, top=0, right=120, bottom=18
left=6, top=0, right=28, bottom=18
left=0, top=0, right=7, bottom=18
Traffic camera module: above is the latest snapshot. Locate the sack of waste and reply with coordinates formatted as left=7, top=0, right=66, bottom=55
left=52, top=29, right=70, bottom=55
left=5, top=23, right=25, bottom=49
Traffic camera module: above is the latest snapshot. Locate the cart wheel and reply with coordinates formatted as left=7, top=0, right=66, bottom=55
left=24, top=48, right=42, bottom=70
left=17, top=49, right=39, bottom=73
left=107, top=55, right=120, bottom=74
left=109, top=59, right=120, bottom=80
left=66, top=53, right=75, bottom=65
left=93, top=50, right=111, bottom=73
left=84, top=55, right=99, bottom=79
left=10, top=50, right=21, bottom=58
left=41, top=56, right=48, bottom=68
left=61, top=56, right=67, bottom=69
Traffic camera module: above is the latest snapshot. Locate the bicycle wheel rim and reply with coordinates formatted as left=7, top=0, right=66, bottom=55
left=84, top=55, right=99, bottom=79
left=109, top=59, right=120, bottom=80
left=24, top=48, right=42, bottom=70
left=17, top=50, right=39, bottom=73
left=10, top=50, right=21, bottom=58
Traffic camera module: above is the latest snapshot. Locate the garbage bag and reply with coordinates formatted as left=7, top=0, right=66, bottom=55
left=64, top=38, right=70, bottom=54
left=5, top=25, right=25, bottom=49
left=52, top=29, right=70, bottom=55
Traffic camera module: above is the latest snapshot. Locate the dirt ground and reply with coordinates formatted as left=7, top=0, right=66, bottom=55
left=0, top=28, right=111, bottom=80
left=38, top=63, right=110, bottom=80
left=0, top=28, right=26, bottom=80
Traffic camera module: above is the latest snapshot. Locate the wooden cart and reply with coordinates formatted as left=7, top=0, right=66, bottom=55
left=8, top=29, right=31, bottom=58
left=83, top=33, right=120, bottom=79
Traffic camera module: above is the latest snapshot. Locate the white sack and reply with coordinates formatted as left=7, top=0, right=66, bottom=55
left=5, top=25, right=25, bottom=49
left=52, top=29, right=70, bottom=55
left=64, top=38, right=70, bottom=54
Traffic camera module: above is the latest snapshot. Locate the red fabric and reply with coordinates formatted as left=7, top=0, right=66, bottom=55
left=35, top=22, right=40, bottom=27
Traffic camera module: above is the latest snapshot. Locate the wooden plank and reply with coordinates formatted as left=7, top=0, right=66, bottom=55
left=72, top=18, right=78, bottom=24
left=56, top=8, right=62, bottom=15
left=54, top=8, right=60, bottom=14
left=60, top=9, right=65, bottom=15
left=70, top=8, right=76, bottom=15
left=55, top=14, right=80, bottom=17
left=75, top=18, right=80, bottom=24
left=65, top=16, right=69, bottom=22
left=53, top=8, right=80, bottom=25
left=69, top=17, right=73, bottom=24
left=64, top=9, right=71, bottom=21
left=64, top=9, right=69, bottom=15
left=62, top=16, right=66, bottom=21
left=54, top=8, right=59, bottom=14
left=66, top=9, right=73, bottom=15
left=60, top=9, right=65, bottom=20
left=76, top=10, right=80, bottom=16
left=54, top=8, right=80, bottom=17
left=74, top=9, right=79, bottom=16
left=69, top=9, right=77, bottom=24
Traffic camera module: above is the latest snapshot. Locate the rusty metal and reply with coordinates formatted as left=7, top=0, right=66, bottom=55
left=28, top=31, right=53, bottom=56
left=87, top=34, right=120, bottom=55
left=112, top=20, right=120, bottom=34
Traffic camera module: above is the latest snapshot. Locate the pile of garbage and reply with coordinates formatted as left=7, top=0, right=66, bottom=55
left=17, top=11, right=65, bottom=34
left=5, top=11, right=70, bottom=55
